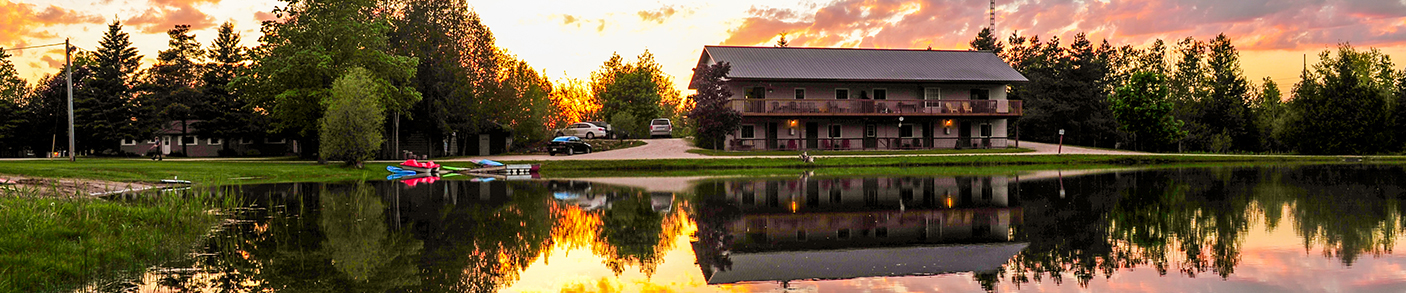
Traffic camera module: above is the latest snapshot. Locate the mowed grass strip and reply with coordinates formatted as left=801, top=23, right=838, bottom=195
left=687, top=147, right=1034, bottom=156
left=0, top=159, right=390, bottom=184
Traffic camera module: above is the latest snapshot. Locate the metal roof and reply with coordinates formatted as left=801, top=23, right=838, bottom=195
left=690, top=46, right=1028, bottom=88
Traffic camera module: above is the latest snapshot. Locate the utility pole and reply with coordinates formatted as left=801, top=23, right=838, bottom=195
left=5, top=40, right=75, bottom=161
left=66, top=38, right=74, bottom=162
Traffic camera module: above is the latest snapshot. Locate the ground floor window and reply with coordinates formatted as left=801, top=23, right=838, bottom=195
left=740, top=125, right=755, bottom=139
left=864, top=124, right=877, bottom=137
left=980, top=123, right=993, bottom=137
left=208, top=138, right=222, bottom=145
left=181, top=136, right=196, bottom=145
left=829, top=125, right=842, bottom=138
left=899, top=125, right=914, bottom=137
left=121, top=139, right=137, bottom=146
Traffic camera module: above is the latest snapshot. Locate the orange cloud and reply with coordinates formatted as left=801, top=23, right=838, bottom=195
left=638, top=6, right=690, bottom=24
left=723, top=0, right=1406, bottom=51
left=0, top=0, right=104, bottom=47
left=126, top=4, right=217, bottom=34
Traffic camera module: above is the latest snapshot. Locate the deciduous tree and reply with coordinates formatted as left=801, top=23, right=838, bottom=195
left=1109, top=72, right=1184, bottom=151
left=320, top=68, right=384, bottom=168
left=1287, top=44, right=1396, bottom=154
left=689, top=62, right=740, bottom=149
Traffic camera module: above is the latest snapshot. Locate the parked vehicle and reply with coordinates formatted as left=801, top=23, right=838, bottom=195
left=548, top=136, right=592, bottom=156
left=586, top=121, right=615, bottom=138
left=555, top=122, right=609, bottom=139
left=649, top=118, right=673, bottom=138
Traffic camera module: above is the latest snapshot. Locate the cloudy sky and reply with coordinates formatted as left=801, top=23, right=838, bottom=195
left=5, top=0, right=1406, bottom=93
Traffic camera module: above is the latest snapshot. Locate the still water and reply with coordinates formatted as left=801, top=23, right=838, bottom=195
left=123, top=164, right=1406, bottom=292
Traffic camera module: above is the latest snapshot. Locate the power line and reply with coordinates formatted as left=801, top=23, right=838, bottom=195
left=2, top=42, right=66, bottom=51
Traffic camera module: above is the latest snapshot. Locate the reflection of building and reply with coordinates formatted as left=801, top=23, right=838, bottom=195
left=696, top=176, right=1027, bottom=285
left=546, top=180, right=674, bottom=213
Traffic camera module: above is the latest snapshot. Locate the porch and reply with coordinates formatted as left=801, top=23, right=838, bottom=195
left=728, top=137, right=1012, bottom=151
left=731, top=99, right=1022, bottom=117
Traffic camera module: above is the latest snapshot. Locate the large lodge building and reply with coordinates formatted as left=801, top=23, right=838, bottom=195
left=689, top=46, right=1027, bottom=151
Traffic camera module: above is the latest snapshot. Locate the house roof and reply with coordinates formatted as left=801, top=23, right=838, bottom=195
left=703, top=242, right=1029, bottom=284
left=689, top=46, right=1028, bottom=89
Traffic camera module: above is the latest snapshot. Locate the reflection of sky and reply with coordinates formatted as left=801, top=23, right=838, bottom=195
left=504, top=204, right=1406, bottom=293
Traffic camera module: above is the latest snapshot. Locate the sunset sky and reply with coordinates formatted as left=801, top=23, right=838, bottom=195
left=5, top=0, right=1406, bottom=94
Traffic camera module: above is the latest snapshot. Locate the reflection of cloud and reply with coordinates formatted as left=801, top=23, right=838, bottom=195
left=126, top=4, right=217, bottom=34
left=723, top=0, right=1406, bottom=50
left=0, top=0, right=105, bottom=46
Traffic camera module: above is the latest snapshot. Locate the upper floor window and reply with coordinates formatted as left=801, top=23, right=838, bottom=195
left=924, top=88, right=942, bottom=100
left=747, top=87, right=767, bottom=99
left=873, top=88, right=887, bottom=100
left=835, top=88, right=849, bottom=99
left=970, top=88, right=990, bottom=100
left=794, top=88, right=805, bottom=99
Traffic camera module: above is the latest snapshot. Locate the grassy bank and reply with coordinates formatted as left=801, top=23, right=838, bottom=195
left=0, top=187, right=229, bottom=292
left=518, top=154, right=1395, bottom=172
left=0, top=159, right=389, bottom=185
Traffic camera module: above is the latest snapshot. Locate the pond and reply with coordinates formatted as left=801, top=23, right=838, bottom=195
left=116, top=164, right=1406, bottom=292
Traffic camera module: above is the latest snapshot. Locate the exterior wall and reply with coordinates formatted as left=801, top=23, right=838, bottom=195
left=120, top=135, right=294, bottom=157
left=722, top=80, right=1015, bottom=150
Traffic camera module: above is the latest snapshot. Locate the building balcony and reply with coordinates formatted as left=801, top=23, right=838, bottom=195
left=730, top=99, right=1022, bottom=117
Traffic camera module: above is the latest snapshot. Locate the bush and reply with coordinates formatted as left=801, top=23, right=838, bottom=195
left=320, top=68, right=385, bottom=168
left=243, top=149, right=261, bottom=157
left=609, top=112, right=647, bottom=139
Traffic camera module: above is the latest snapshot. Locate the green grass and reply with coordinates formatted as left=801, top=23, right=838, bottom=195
left=687, top=147, right=1033, bottom=156
left=0, top=159, right=390, bottom=185
left=0, top=186, right=230, bottom=292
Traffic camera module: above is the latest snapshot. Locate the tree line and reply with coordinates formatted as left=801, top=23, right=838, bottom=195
left=0, top=0, right=689, bottom=165
left=971, top=28, right=1406, bottom=155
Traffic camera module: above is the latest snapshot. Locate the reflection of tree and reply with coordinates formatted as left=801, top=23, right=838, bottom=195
left=690, top=181, right=741, bottom=279
left=407, top=181, right=556, bottom=292
left=319, top=183, right=422, bottom=290
left=996, top=165, right=1406, bottom=290
left=593, top=192, right=668, bottom=275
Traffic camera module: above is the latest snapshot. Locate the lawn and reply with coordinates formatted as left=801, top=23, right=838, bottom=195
left=0, top=159, right=392, bottom=185
left=517, top=154, right=1384, bottom=172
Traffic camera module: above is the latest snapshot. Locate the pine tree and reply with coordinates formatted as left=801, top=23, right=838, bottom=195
left=968, top=27, right=1004, bottom=55
left=196, top=22, right=261, bottom=155
left=81, top=20, right=144, bottom=154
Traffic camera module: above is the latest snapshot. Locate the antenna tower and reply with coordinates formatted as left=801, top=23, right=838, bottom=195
left=989, top=0, right=995, bottom=29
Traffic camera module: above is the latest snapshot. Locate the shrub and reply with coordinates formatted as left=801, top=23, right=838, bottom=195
left=320, top=68, right=385, bottom=168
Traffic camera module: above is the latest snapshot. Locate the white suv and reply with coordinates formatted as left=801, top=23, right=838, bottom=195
left=649, top=118, right=673, bottom=138
left=555, top=122, right=608, bottom=139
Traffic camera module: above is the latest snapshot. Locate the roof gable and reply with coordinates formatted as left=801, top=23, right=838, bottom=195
left=690, top=46, right=1027, bottom=88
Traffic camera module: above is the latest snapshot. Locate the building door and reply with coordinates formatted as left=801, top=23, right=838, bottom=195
left=161, top=136, right=172, bottom=155
left=923, top=121, right=934, bottom=148
left=805, top=122, right=819, bottom=149
left=863, top=123, right=878, bottom=149
left=766, top=122, right=779, bottom=150
left=957, top=122, right=971, bottom=149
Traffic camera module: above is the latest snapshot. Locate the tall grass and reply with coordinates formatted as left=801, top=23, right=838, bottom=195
left=0, top=183, right=232, bottom=293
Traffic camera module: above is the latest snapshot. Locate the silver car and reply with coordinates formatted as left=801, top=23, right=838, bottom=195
left=649, top=118, right=673, bottom=138
left=555, top=122, right=608, bottom=139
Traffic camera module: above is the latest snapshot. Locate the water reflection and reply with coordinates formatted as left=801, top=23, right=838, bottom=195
left=121, top=164, right=1406, bottom=292
left=691, top=175, right=1026, bottom=285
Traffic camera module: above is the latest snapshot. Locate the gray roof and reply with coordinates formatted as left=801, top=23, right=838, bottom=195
left=690, top=46, right=1027, bottom=88
left=704, top=242, right=1029, bottom=284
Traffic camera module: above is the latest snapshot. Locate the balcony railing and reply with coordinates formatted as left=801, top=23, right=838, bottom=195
left=730, top=99, right=1022, bottom=116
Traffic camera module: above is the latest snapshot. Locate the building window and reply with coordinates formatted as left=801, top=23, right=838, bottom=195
left=980, top=123, right=993, bottom=137
left=900, top=125, right=914, bottom=138
left=121, top=139, right=137, bottom=146
left=794, top=88, right=805, bottom=99
left=740, top=125, right=756, bottom=139
left=181, top=136, right=196, bottom=145
left=865, top=124, right=876, bottom=137
left=747, top=86, right=766, bottom=99
left=835, top=88, right=849, bottom=99
left=873, top=88, right=887, bottom=100
left=970, top=88, right=990, bottom=100
left=924, top=88, right=942, bottom=100
left=238, top=138, right=253, bottom=145
left=266, top=138, right=287, bottom=144
left=143, top=139, right=155, bottom=144
left=828, top=125, right=842, bottom=138
left=838, top=228, right=851, bottom=239
left=797, top=230, right=808, bottom=241
left=208, top=138, right=223, bottom=145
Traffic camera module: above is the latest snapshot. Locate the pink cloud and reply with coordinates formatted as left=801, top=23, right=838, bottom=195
left=126, top=4, right=217, bottom=34
left=722, top=0, right=1406, bottom=51
left=0, top=0, right=104, bottom=47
